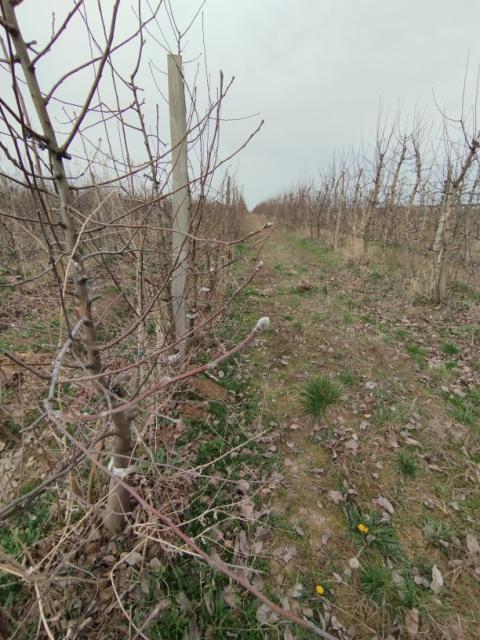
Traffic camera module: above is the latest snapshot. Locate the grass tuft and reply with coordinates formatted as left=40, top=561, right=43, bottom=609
left=360, top=563, right=395, bottom=607
left=300, top=376, right=341, bottom=419
left=441, top=342, right=460, bottom=356
left=338, top=369, right=359, bottom=386
left=397, top=449, right=418, bottom=478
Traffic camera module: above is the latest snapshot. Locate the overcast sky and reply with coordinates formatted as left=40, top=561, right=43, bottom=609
left=14, top=1, right=480, bottom=208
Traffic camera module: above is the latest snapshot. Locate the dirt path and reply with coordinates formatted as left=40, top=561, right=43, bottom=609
left=240, top=214, right=480, bottom=639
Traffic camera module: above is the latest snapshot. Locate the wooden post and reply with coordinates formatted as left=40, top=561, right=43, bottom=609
left=167, top=53, right=190, bottom=360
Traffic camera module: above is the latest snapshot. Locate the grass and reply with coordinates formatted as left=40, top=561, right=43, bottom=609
left=360, top=563, right=395, bottom=607
left=0, top=494, right=54, bottom=607
left=346, top=506, right=402, bottom=560
left=446, top=387, right=480, bottom=430
left=405, top=342, right=427, bottom=368
left=337, top=369, right=359, bottom=386
left=441, top=342, right=460, bottom=357
left=300, top=376, right=341, bottom=420
left=397, top=449, right=418, bottom=478
left=422, top=518, right=454, bottom=553
left=294, top=237, right=339, bottom=268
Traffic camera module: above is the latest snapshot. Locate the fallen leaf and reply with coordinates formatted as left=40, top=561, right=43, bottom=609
left=157, top=598, right=172, bottom=612
left=239, top=498, right=255, bottom=521
left=256, top=603, right=279, bottom=625
left=405, top=608, right=419, bottom=637
left=327, top=490, right=345, bottom=504
left=287, top=583, right=303, bottom=598
left=149, top=557, right=162, bottom=570
left=176, top=591, right=192, bottom=614
left=373, top=496, right=395, bottom=514
left=348, top=558, right=360, bottom=570
left=273, top=544, right=297, bottom=564
left=413, top=574, right=430, bottom=588
left=222, top=585, right=241, bottom=608
left=466, top=533, right=480, bottom=557
left=124, top=550, right=143, bottom=567
left=236, top=480, right=250, bottom=494
left=344, top=438, right=358, bottom=453
left=430, top=564, right=443, bottom=594
left=392, top=571, right=405, bottom=588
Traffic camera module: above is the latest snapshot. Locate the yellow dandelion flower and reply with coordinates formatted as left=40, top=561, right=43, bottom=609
left=357, top=523, right=369, bottom=534
left=315, top=584, right=325, bottom=596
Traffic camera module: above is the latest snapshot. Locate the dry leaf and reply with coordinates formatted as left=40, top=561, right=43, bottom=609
left=124, top=550, right=143, bottom=567
left=466, top=533, right=480, bottom=556
left=430, top=564, right=443, bottom=594
left=414, top=574, right=430, bottom=588
left=327, top=490, right=345, bottom=504
left=149, top=557, right=162, bottom=570
left=374, top=496, right=395, bottom=514
left=287, top=582, right=303, bottom=598
left=405, top=608, right=419, bottom=637
left=273, top=544, right=297, bottom=564
left=239, top=498, right=255, bottom=521
left=345, top=438, right=358, bottom=453
left=222, top=585, right=241, bottom=608
left=256, top=603, right=279, bottom=625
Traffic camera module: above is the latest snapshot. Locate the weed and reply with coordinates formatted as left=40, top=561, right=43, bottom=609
left=367, top=269, right=383, bottom=284
left=360, top=563, right=395, bottom=607
left=405, top=342, right=427, bottom=368
left=452, top=281, right=480, bottom=302
left=0, top=494, right=53, bottom=558
left=300, top=376, right=341, bottom=420
left=373, top=403, right=409, bottom=428
left=446, top=387, right=480, bottom=429
left=422, top=518, right=454, bottom=553
left=444, top=360, right=458, bottom=371
left=338, top=369, right=359, bottom=386
left=397, top=449, right=418, bottom=478
left=441, top=342, right=460, bottom=357
left=394, top=327, right=408, bottom=341
left=347, top=506, right=402, bottom=559
left=0, top=572, right=26, bottom=607
left=235, top=242, right=249, bottom=256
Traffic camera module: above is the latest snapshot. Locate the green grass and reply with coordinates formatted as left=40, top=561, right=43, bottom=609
left=393, top=327, right=408, bottom=341
left=294, top=237, right=338, bottom=268
left=446, top=387, right=480, bottom=430
left=397, top=449, right=418, bottom=478
left=346, top=505, right=402, bottom=559
left=360, top=563, right=395, bottom=607
left=0, top=495, right=52, bottom=558
left=422, top=518, right=454, bottom=553
left=372, top=402, right=409, bottom=428
left=234, top=242, right=250, bottom=256
left=452, top=281, right=480, bottom=302
left=405, top=342, right=427, bottom=368
left=440, top=342, right=460, bottom=357
left=338, top=369, right=359, bottom=386
left=300, top=376, right=341, bottom=420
